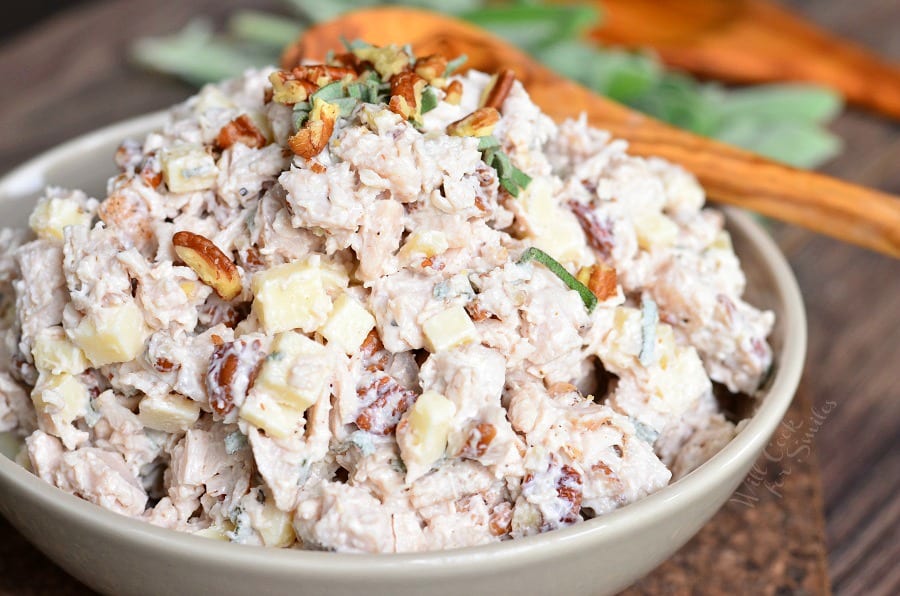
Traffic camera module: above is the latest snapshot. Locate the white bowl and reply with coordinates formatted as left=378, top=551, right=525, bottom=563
left=0, top=113, right=806, bottom=596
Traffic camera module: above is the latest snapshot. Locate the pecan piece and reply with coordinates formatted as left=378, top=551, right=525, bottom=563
left=359, top=330, right=389, bottom=372
left=447, top=107, right=500, bottom=138
left=268, top=71, right=317, bottom=105
left=444, top=80, right=463, bottom=105
left=568, top=200, right=615, bottom=260
left=151, top=357, right=178, bottom=373
left=482, top=69, right=516, bottom=111
left=291, top=64, right=356, bottom=87
left=173, top=231, right=242, bottom=301
left=489, top=502, right=513, bottom=537
left=414, top=54, right=448, bottom=85
left=461, top=422, right=496, bottom=458
left=351, top=45, right=411, bottom=79
left=388, top=71, right=427, bottom=122
left=216, top=115, right=267, bottom=150
left=206, top=338, right=264, bottom=417
left=523, top=461, right=584, bottom=529
left=356, top=372, right=417, bottom=435
left=288, top=99, right=339, bottom=159
left=139, top=154, right=162, bottom=188
left=465, top=300, right=490, bottom=322
left=577, top=263, right=618, bottom=301
left=556, top=464, right=584, bottom=525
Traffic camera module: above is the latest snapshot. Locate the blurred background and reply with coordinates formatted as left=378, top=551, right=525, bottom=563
left=0, top=1, right=897, bottom=595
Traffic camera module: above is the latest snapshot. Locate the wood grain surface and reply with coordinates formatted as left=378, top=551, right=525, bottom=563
left=0, top=1, right=896, bottom=595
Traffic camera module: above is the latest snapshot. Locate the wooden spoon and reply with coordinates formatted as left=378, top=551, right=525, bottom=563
left=591, top=0, right=900, bottom=122
left=285, top=7, right=900, bottom=258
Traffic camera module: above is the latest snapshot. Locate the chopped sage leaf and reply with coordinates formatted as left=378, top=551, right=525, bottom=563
left=509, top=166, right=532, bottom=188
left=639, top=296, right=658, bottom=366
left=347, top=82, right=364, bottom=99
left=421, top=86, right=439, bottom=113
left=444, top=54, right=468, bottom=76
left=311, top=81, right=346, bottom=103
left=477, top=135, right=501, bottom=151
left=492, top=150, right=513, bottom=177
left=331, top=96, right=361, bottom=117
left=499, top=176, right=522, bottom=197
left=519, top=247, right=597, bottom=312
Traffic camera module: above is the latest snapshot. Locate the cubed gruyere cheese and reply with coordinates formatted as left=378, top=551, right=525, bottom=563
left=318, top=293, right=375, bottom=354
left=633, top=212, right=679, bottom=250
left=254, top=331, right=329, bottom=412
left=397, top=230, right=449, bottom=261
left=32, top=327, right=89, bottom=375
left=31, top=373, right=89, bottom=426
left=255, top=500, right=295, bottom=547
left=241, top=332, right=332, bottom=439
left=239, top=392, right=305, bottom=439
left=71, top=301, right=148, bottom=367
left=138, top=393, right=201, bottom=433
left=398, top=390, right=456, bottom=482
left=161, top=143, right=218, bottom=193
left=519, top=176, right=586, bottom=264
left=603, top=306, right=642, bottom=369
left=251, top=259, right=348, bottom=335
left=29, top=197, right=92, bottom=242
left=422, top=305, right=479, bottom=353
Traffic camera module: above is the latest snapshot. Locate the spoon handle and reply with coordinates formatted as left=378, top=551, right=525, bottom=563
left=593, top=0, right=900, bottom=122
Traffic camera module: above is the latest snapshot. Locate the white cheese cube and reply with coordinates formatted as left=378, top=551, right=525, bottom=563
left=32, top=327, right=89, bottom=375
left=634, top=212, right=679, bottom=250
left=603, top=306, right=642, bottom=369
left=254, top=331, right=329, bottom=412
left=71, top=301, right=148, bottom=367
left=519, top=176, right=587, bottom=264
left=251, top=259, right=348, bottom=335
left=319, top=293, right=375, bottom=354
left=161, top=143, right=218, bottom=193
left=138, top=393, right=201, bottom=433
left=29, top=198, right=92, bottom=242
left=397, top=230, right=449, bottom=261
left=255, top=500, right=295, bottom=547
left=239, top=392, right=304, bottom=439
left=711, top=230, right=733, bottom=252
left=422, top=305, right=479, bottom=353
left=31, top=373, right=89, bottom=427
left=397, top=390, right=456, bottom=482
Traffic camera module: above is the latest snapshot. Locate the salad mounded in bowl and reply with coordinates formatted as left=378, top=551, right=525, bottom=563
left=0, top=43, right=773, bottom=553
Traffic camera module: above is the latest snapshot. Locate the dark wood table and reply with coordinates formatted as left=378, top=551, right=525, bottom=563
left=0, top=1, right=897, bottom=594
